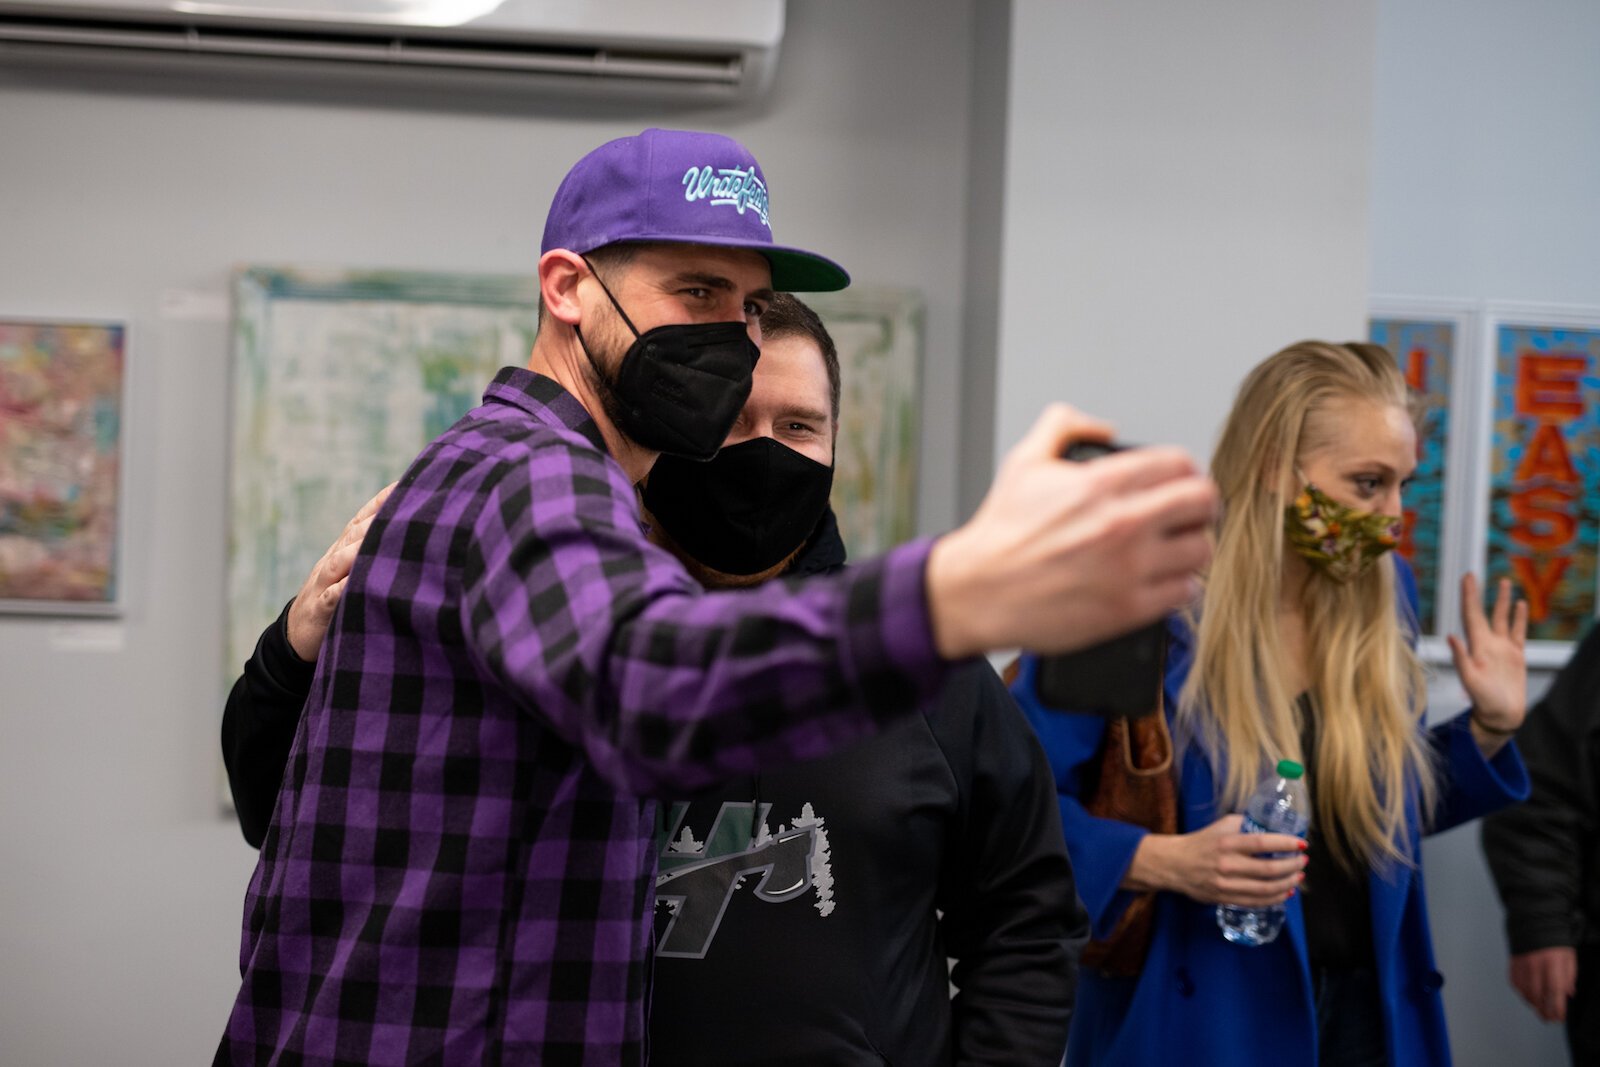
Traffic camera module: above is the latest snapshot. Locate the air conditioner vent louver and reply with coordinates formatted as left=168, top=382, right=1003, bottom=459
left=0, top=1, right=783, bottom=99
left=0, top=13, right=745, bottom=83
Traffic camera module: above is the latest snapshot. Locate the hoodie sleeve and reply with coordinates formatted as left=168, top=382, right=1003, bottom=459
left=1481, top=623, right=1600, bottom=953
left=931, top=662, right=1087, bottom=1067
left=221, top=599, right=316, bottom=848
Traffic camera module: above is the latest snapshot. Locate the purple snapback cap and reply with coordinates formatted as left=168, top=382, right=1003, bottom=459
left=540, top=128, right=849, bottom=293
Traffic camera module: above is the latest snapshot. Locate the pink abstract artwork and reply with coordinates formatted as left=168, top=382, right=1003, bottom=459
left=0, top=320, right=125, bottom=610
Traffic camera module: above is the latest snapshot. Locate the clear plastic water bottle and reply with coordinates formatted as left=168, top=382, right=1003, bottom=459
left=1217, top=759, right=1309, bottom=946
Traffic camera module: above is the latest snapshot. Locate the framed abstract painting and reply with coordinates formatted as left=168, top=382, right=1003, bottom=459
left=225, top=271, right=926, bottom=681
left=0, top=317, right=127, bottom=615
left=227, top=266, right=538, bottom=676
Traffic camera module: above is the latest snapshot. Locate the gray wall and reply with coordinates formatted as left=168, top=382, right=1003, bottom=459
left=993, top=0, right=1378, bottom=465
left=1374, top=0, right=1600, bottom=1062
left=0, top=3, right=986, bottom=1062
left=1371, top=0, right=1600, bottom=307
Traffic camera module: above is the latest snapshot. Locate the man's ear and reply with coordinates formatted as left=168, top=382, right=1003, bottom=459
left=538, top=249, right=588, bottom=328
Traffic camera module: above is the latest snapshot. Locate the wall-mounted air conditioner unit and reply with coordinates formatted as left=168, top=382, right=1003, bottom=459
left=0, top=0, right=786, bottom=101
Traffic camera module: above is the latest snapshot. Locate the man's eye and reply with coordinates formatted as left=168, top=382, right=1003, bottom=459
left=683, top=287, right=710, bottom=300
left=744, top=300, right=766, bottom=317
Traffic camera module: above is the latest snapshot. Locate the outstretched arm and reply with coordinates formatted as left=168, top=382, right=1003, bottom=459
left=460, top=408, right=1218, bottom=798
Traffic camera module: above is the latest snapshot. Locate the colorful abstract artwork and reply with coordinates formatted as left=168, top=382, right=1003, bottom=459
left=1485, top=322, right=1600, bottom=643
left=1368, top=316, right=1457, bottom=635
left=805, top=288, right=923, bottom=559
left=226, top=270, right=923, bottom=677
left=227, top=267, right=538, bottom=675
left=0, top=319, right=126, bottom=613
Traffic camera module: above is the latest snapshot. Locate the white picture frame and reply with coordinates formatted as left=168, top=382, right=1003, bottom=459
left=1476, top=302, right=1600, bottom=669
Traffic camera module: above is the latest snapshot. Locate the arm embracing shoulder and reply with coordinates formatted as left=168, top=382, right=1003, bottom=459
left=221, top=599, right=316, bottom=848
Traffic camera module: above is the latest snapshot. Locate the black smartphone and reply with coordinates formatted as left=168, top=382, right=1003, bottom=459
left=1034, top=440, right=1168, bottom=718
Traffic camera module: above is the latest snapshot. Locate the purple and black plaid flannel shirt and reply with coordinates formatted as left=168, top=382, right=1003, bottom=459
left=217, top=368, right=949, bottom=1066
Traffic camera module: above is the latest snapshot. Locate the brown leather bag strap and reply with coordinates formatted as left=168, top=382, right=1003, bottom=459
left=1080, top=638, right=1177, bottom=976
left=1120, top=693, right=1173, bottom=777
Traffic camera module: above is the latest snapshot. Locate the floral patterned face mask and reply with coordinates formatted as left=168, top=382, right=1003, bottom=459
left=1283, top=478, right=1402, bottom=583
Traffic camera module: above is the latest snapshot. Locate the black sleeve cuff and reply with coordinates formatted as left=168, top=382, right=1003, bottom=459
left=1507, top=914, right=1582, bottom=955
left=259, top=598, right=317, bottom=690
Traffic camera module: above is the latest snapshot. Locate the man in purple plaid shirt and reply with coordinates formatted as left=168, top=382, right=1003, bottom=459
left=216, top=128, right=1218, bottom=1066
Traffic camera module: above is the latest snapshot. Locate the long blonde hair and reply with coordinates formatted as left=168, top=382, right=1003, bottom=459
left=1179, top=341, right=1436, bottom=872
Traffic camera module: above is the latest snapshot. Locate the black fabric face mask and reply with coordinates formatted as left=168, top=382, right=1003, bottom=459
left=575, top=256, right=760, bottom=461
left=643, top=437, right=835, bottom=576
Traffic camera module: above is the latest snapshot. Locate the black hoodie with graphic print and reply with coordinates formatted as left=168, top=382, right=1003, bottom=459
left=221, top=508, right=1086, bottom=1066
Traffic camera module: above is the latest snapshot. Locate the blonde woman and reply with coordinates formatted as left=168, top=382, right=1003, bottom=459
left=1013, top=341, right=1529, bottom=1066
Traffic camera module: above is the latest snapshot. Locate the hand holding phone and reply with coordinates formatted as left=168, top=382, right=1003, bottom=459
left=1035, top=440, right=1169, bottom=718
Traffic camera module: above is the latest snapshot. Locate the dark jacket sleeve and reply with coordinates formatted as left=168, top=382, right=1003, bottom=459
left=221, top=599, right=317, bottom=848
left=1481, top=622, right=1600, bottom=954
left=930, top=661, right=1088, bottom=1067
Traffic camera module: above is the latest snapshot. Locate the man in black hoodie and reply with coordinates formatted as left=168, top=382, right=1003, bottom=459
left=1482, top=621, right=1600, bottom=1063
left=223, top=294, right=1087, bottom=1065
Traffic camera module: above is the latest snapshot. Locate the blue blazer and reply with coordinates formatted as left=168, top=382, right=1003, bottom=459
left=1013, top=573, right=1528, bottom=1066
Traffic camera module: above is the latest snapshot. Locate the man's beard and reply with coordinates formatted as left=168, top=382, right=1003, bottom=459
left=639, top=501, right=806, bottom=591
left=577, top=308, right=637, bottom=438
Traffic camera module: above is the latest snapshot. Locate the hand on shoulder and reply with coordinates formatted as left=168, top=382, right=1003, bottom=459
left=286, top=483, right=395, bottom=661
